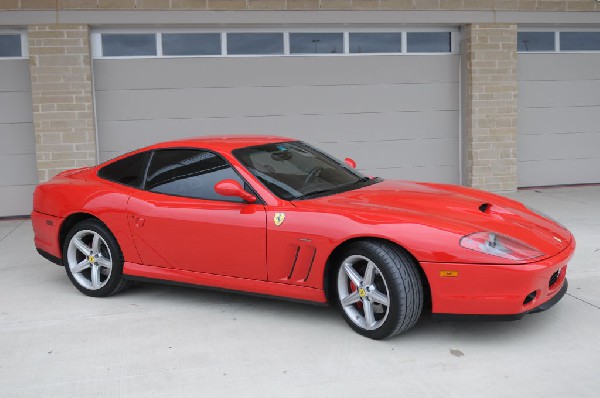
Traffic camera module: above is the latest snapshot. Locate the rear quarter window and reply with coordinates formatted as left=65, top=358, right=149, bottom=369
left=97, top=151, right=150, bottom=188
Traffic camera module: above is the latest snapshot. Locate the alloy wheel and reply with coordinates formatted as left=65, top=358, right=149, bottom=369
left=66, top=230, right=113, bottom=290
left=337, top=254, right=391, bottom=331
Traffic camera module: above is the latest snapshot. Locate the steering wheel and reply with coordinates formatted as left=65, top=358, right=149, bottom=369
left=303, top=166, right=324, bottom=186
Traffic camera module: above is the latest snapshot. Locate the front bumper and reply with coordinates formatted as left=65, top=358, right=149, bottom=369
left=432, top=279, right=568, bottom=321
left=421, top=238, right=574, bottom=317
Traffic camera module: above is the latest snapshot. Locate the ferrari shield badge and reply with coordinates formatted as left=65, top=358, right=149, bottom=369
left=274, top=212, right=286, bottom=226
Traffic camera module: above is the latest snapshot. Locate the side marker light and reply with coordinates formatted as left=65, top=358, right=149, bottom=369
left=440, top=270, right=459, bottom=278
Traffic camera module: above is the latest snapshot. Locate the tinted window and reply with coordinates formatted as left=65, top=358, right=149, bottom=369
left=517, top=32, right=554, bottom=52
left=407, top=32, right=451, bottom=53
left=560, top=32, right=600, bottom=51
left=98, top=152, right=150, bottom=187
left=146, top=149, right=245, bottom=202
left=102, top=34, right=156, bottom=56
left=227, top=33, right=284, bottom=55
left=0, top=34, right=21, bottom=57
left=234, top=141, right=370, bottom=200
left=349, top=33, right=401, bottom=53
left=290, top=33, right=343, bottom=54
left=162, top=33, right=221, bottom=56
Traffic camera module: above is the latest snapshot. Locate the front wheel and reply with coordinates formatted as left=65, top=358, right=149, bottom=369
left=63, top=219, right=130, bottom=297
left=335, top=241, right=423, bottom=340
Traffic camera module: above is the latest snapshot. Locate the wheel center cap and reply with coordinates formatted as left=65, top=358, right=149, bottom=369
left=358, top=287, right=366, bottom=298
left=88, top=255, right=95, bottom=263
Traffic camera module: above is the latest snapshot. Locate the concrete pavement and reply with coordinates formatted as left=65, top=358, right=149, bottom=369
left=1, top=185, right=599, bottom=397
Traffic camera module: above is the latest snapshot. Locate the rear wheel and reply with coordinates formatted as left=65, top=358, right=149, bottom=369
left=63, top=219, right=130, bottom=297
left=335, top=241, right=423, bottom=340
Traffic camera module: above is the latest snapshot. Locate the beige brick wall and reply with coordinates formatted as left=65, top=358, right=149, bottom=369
left=28, top=24, right=96, bottom=182
left=462, top=24, right=518, bottom=192
left=2, top=0, right=599, bottom=11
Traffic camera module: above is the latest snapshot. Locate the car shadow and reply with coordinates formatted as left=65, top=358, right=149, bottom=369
left=114, top=281, right=554, bottom=343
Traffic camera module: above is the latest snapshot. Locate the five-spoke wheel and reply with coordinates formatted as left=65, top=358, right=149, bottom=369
left=67, top=230, right=113, bottom=290
left=338, top=255, right=391, bottom=331
left=63, top=219, right=130, bottom=297
left=335, top=241, right=423, bottom=340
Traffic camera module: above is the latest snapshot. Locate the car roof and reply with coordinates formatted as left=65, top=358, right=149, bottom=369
left=149, top=135, right=295, bottom=152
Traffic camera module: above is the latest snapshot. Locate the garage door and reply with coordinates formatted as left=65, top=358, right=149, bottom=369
left=518, top=51, right=600, bottom=186
left=0, top=58, right=37, bottom=217
left=93, top=30, right=460, bottom=184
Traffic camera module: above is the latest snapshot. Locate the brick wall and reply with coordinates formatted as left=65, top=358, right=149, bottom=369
left=28, top=24, right=96, bottom=182
left=2, top=0, right=599, bottom=11
left=462, top=24, right=518, bottom=192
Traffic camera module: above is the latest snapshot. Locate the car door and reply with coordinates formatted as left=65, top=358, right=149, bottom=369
left=127, top=148, right=267, bottom=281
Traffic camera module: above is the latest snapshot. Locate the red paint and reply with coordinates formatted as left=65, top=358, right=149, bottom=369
left=214, top=179, right=257, bottom=203
left=32, top=135, right=575, bottom=314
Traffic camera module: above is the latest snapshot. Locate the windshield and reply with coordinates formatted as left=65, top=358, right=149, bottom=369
left=233, top=141, right=379, bottom=200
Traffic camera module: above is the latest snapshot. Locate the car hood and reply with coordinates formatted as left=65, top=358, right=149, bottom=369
left=295, top=180, right=572, bottom=260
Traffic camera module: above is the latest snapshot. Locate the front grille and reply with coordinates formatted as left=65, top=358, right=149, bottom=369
left=549, top=268, right=561, bottom=288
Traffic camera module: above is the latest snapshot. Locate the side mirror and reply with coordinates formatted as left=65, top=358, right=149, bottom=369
left=344, top=157, right=357, bottom=169
left=214, top=180, right=256, bottom=203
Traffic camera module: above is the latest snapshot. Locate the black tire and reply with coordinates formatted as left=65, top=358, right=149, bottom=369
left=334, top=240, right=423, bottom=340
left=62, top=219, right=130, bottom=297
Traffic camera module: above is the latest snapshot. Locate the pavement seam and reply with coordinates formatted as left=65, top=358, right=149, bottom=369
left=566, top=293, right=600, bottom=311
left=0, top=220, right=25, bottom=244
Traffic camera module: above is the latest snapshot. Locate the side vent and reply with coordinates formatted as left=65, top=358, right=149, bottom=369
left=303, top=248, right=317, bottom=282
left=287, top=246, right=301, bottom=280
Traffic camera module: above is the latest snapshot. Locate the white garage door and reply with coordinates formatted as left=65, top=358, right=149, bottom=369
left=0, top=56, right=37, bottom=217
left=93, top=30, right=460, bottom=184
left=518, top=34, right=600, bottom=187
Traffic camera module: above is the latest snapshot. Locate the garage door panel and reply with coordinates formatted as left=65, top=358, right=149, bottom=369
left=96, top=83, right=458, bottom=121
left=97, top=111, right=459, bottom=154
left=0, top=154, right=38, bottom=186
left=0, top=123, right=36, bottom=155
left=0, top=185, right=35, bottom=217
left=0, top=60, right=31, bottom=92
left=319, top=138, right=459, bottom=171
left=519, top=54, right=600, bottom=81
left=373, top=165, right=458, bottom=184
left=520, top=80, right=600, bottom=108
left=519, top=158, right=600, bottom=187
left=518, top=53, right=600, bottom=187
left=94, top=56, right=459, bottom=90
left=0, top=92, right=34, bottom=124
left=0, top=59, right=37, bottom=217
left=95, top=53, right=459, bottom=184
left=519, top=132, right=600, bottom=162
left=519, top=106, right=600, bottom=135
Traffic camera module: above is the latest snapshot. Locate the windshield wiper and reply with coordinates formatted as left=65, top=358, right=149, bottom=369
left=294, top=188, right=335, bottom=200
left=294, top=177, right=373, bottom=200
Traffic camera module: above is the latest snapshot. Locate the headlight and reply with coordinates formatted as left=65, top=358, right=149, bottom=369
left=526, top=206, right=567, bottom=230
left=459, top=232, right=544, bottom=261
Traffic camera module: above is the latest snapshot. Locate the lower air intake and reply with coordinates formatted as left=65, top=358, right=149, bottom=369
left=549, top=268, right=561, bottom=288
left=523, top=291, right=537, bottom=306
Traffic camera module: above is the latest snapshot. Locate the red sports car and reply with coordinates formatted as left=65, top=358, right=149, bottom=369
left=32, top=136, right=573, bottom=339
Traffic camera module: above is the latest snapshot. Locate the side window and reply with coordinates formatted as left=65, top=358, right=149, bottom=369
left=145, top=149, right=245, bottom=202
left=98, top=151, right=150, bottom=188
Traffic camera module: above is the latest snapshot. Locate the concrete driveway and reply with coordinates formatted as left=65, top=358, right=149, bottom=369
left=1, top=186, right=599, bottom=397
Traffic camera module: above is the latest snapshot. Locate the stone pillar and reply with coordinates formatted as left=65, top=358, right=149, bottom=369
left=28, top=24, right=97, bottom=182
left=462, top=24, right=518, bottom=192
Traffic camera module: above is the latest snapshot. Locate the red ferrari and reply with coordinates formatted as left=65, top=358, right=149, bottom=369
left=32, top=136, right=573, bottom=339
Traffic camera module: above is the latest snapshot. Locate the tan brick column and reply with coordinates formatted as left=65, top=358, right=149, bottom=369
left=28, top=24, right=97, bottom=182
left=462, top=24, right=518, bottom=192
